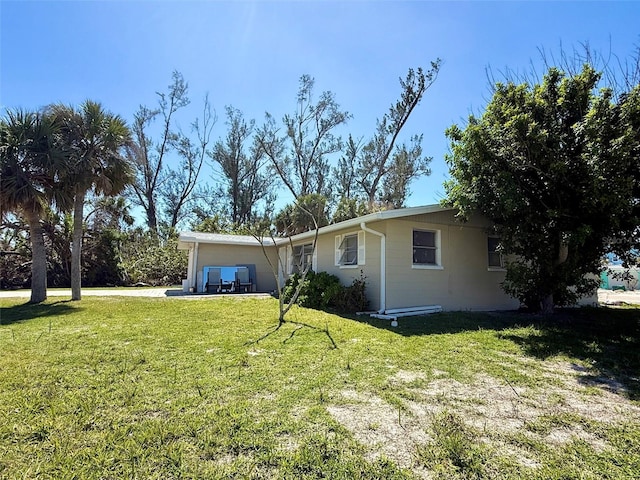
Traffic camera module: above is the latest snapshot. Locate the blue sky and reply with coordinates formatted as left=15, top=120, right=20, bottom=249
left=2, top=1, right=639, bottom=214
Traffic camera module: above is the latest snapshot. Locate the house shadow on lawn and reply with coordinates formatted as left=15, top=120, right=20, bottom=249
left=0, top=300, right=81, bottom=326
left=356, top=307, right=640, bottom=400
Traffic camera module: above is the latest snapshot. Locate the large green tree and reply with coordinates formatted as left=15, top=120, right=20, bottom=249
left=52, top=101, right=132, bottom=301
left=445, top=64, right=640, bottom=313
left=0, top=110, right=68, bottom=303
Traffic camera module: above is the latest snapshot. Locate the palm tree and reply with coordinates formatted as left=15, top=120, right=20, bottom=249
left=0, top=110, right=69, bottom=303
left=52, top=101, right=132, bottom=301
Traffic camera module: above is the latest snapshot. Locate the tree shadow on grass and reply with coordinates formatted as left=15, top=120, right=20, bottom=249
left=496, top=307, right=640, bottom=400
left=353, top=307, right=640, bottom=400
left=246, top=319, right=338, bottom=349
left=0, top=300, right=81, bottom=326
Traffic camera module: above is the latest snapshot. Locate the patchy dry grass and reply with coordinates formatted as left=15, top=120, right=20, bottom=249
left=329, top=362, right=640, bottom=478
left=0, top=297, right=638, bottom=478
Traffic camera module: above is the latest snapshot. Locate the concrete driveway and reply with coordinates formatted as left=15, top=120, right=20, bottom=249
left=597, top=289, right=640, bottom=306
left=0, top=288, right=271, bottom=299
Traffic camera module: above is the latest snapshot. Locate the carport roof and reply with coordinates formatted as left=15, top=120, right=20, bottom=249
left=177, top=232, right=282, bottom=250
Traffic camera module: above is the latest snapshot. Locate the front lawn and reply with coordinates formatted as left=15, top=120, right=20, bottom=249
left=1, top=297, right=638, bottom=479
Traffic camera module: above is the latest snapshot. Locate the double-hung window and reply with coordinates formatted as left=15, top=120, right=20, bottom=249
left=335, top=232, right=365, bottom=267
left=487, top=237, right=504, bottom=269
left=413, top=229, right=439, bottom=266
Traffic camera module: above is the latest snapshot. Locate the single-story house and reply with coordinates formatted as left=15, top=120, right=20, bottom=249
left=177, top=204, right=522, bottom=313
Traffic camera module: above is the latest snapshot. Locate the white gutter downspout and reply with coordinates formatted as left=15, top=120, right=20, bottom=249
left=360, top=222, right=386, bottom=314
left=192, top=242, right=200, bottom=292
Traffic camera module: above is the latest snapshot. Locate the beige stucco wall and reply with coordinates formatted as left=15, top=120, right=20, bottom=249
left=282, top=211, right=519, bottom=311
left=195, top=244, right=278, bottom=293
left=383, top=214, right=520, bottom=311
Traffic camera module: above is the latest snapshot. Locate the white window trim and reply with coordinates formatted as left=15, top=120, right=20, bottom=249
left=412, top=264, right=445, bottom=270
left=286, top=245, right=293, bottom=275
left=335, top=231, right=365, bottom=268
left=412, top=228, right=442, bottom=268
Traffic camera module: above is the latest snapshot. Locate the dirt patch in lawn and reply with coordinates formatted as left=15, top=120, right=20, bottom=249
left=326, top=389, right=431, bottom=475
left=327, top=361, right=640, bottom=474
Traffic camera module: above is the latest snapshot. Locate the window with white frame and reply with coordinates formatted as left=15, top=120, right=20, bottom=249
left=487, top=237, right=504, bottom=268
left=413, top=229, right=438, bottom=266
left=292, top=243, right=313, bottom=273
left=335, top=232, right=365, bottom=267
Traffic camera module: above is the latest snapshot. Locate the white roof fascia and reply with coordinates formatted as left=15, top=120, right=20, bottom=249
left=177, top=204, right=455, bottom=248
left=177, top=232, right=281, bottom=249
left=287, top=204, right=455, bottom=243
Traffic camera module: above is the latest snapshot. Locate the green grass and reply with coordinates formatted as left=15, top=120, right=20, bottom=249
left=0, top=297, right=638, bottom=479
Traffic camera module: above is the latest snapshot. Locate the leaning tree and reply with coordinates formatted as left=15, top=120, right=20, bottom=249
left=354, top=62, right=441, bottom=209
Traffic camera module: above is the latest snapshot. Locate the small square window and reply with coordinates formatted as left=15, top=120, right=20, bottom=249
left=335, top=232, right=364, bottom=267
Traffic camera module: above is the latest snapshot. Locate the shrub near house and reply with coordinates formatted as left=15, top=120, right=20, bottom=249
left=282, top=270, right=368, bottom=313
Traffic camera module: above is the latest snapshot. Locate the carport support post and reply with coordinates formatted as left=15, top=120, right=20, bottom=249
left=192, top=242, right=200, bottom=292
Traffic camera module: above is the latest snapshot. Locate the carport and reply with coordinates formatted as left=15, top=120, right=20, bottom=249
left=177, top=232, right=282, bottom=294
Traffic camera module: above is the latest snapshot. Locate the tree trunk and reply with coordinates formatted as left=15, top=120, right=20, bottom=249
left=146, top=194, right=158, bottom=234
left=71, top=190, right=85, bottom=301
left=27, top=210, right=47, bottom=303
left=170, top=208, right=179, bottom=230
left=540, top=236, right=569, bottom=315
left=278, top=296, right=286, bottom=325
left=540, top=294, right=554, bottom=315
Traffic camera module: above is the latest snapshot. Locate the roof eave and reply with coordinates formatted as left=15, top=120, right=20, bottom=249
left=287, top=204, right=456, bottom=242
left=177, top=233, right=281, bottom=248
left=178, top=204, right=456, bottom=247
